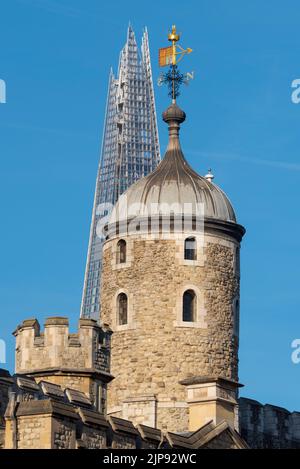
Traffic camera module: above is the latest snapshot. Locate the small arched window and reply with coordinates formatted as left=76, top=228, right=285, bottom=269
left=184, top=237, right=197, bottom=260
left=183, top=290, right=196, bottom=322
left=118, top=293, right=128, bottom=325
left=117, top=239, right=126, bottom=264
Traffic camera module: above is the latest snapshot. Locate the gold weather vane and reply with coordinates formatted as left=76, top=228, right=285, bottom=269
left=158, top=25, right=194, bottom=100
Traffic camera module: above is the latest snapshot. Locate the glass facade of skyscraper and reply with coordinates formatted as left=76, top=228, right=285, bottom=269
left=81, top=26, right=160, bottom=319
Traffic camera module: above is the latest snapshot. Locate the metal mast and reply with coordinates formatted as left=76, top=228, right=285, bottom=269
left=81, top=26, right=160, bottom=320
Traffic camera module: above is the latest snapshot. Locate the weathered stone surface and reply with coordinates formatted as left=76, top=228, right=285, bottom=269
left=17, top=415, right=52, bottom=449
left=14, top=318, right=111, bottom=377
left=239, top=397, right=300, bottom=449
left=53, top=417, right=76, bottom=449
left=80, top=426, right=106, bottom=449
left=0, top=370, right=14, bottom=448
left=101, top=232, right=240, bottom=432
left=12, top=318, right=113, bottom=412
left=1, top=363, right=248, bottom=449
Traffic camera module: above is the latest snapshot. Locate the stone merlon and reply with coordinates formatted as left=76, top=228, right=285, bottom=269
left=13, top=317, right=113, bottom=382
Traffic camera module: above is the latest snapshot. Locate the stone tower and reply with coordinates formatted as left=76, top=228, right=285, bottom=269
left=100, top=102, right=245, bottom=432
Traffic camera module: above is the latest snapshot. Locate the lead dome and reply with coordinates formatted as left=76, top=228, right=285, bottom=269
left=109, top=102, right=237, bottom=225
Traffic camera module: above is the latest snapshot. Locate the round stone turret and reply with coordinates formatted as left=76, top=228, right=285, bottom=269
left=101, top=101, right=245, bottom=432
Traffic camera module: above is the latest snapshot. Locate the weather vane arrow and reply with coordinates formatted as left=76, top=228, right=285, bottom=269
left=158, top=25, right=194, bottom=101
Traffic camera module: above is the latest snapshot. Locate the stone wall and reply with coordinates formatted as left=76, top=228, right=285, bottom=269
left=0, top=370, right=247, bottom=449
left=81, top=427, right=107, bottom=449
left=38, top=374, right=87, bottom=393
left=101, top=231, right=240, bottom=432
left=35, top=374, right=94, bottom=402
left=17, top=414, right=52, bottom=449
left=239, top=397, right=300, bottom=448
left=53, top=417, right=76, bottom=449
left=0, top=374, right=12, bottom=427
left=12, top=318, right=112, bottom=410
left=0, top=370, right=13, bottom=449
left=110, top=434, right=137, bottom=449
left=156, top=407, right=189, bottom=433
left=14, top=317, right=111, bottom=376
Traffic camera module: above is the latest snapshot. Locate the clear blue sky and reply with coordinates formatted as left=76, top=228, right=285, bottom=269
left=0, top=0, right=299, bottom=411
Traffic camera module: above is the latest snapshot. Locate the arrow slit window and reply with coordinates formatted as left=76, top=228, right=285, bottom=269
left=118, top=293, right=128, bottom=326
left=117, top=240, right=127, bottom=264
left=183, top=290, right=196, bottom=322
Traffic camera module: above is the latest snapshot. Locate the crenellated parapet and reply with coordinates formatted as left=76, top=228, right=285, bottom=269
left=14, top=317, right=111, bottom=375
left=239, top=397, right=300, bottom=449
left=13, top=317, right=113, bottom=410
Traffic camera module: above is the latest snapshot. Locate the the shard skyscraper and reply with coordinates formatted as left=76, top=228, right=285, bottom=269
left=81, top=26, right=160, bottom=319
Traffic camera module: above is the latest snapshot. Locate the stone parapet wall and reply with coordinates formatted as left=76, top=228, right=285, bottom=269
left=0, top=372, right=247, bottom=449
left=0, top=370, right=14, bottom=449
left=17, top=414, right=52, bottom=449
left=239, top=397, right=300, bottom=449
left=14, top=317, right=111, bottom=376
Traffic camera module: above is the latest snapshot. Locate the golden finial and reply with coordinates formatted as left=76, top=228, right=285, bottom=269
left=159, top=24, right=192, bottom=67
left=168, top=25, right=180, bottom=43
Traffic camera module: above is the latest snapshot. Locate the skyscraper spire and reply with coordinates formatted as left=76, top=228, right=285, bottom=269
left=80, top=26, right=160, bottom=320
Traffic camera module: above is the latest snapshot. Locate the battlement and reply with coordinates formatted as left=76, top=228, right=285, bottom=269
left=239, top=397, right=300, bottom=449
left=14, top=317, right=112, bottom=378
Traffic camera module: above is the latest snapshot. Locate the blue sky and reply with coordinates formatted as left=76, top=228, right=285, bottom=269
left=0, top=0, right=299, bottom=411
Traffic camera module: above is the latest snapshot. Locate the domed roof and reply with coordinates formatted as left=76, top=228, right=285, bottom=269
left=110, top=103, right=236, bottom=225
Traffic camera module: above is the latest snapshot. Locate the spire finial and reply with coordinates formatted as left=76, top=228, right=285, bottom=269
left=205, top=169, right=215, bottom=183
